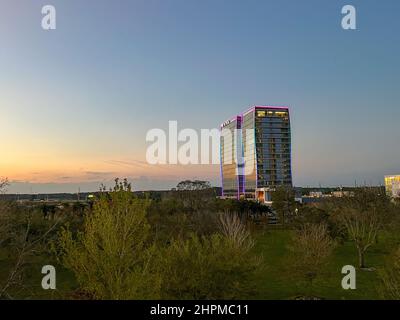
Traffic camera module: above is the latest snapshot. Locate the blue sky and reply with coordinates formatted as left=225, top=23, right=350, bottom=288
left=1, top=0, right=399, bottom=193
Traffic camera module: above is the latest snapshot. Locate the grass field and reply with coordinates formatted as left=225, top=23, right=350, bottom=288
left=0, top=228, right=397, bottom=299
left=253, top=229, right=398, bottom=300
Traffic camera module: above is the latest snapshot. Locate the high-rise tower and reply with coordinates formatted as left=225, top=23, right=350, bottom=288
left=220, top=106, right=292, bottom=203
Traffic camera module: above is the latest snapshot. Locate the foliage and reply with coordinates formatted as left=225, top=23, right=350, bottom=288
left=159, top=232, right=261, bottom=299
left=272, top=186, right=296, bottom=225
left=56, top=179, right=161, bottom=299
left=57, top=179, right=262, bottom=300
left=287, top=223, right=335, bottom=296
left=0, top=204, right=61, bottom=299
left=171, top=181, right=217, bottom=213
left=3, top=179, right=400, bottom=300
left=293, top=206, right=346, bottom=242
left=331, top=188, right=392, bottom=268
left=218, top=213, right=252, bottom=249
left=175, top=180, right=211, bottom=191
left=379, top=246, right=400, bottom=299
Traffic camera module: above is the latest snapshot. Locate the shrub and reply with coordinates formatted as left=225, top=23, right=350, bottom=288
left=56, top=180, right=161, bottom=299
left=159, top=226, right=261, bottom=299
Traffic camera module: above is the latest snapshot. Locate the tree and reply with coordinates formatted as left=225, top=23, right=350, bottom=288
left=56, top=179, right=161, bottom=299
left=333, top=188, right=390, bottom=268
left=288, top=223, right=335, bottom=297
left=271, top=186, right=296, bottom=225
left=176, top=180, right=211, bottom=191
left=173, top=180, right=215, bottom=213
left=339, top=208, right=381, bottom=268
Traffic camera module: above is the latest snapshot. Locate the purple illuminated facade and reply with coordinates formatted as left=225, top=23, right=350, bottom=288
left=220, top=106, right=292, bottom=202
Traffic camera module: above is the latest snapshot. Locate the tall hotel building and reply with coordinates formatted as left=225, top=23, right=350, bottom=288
left=220, top=106, right=292, bottom=203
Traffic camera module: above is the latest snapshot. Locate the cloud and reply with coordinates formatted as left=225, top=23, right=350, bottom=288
left=84, top=171, right=115, bottom=176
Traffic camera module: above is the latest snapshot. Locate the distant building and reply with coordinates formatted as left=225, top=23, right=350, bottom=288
left=385, top=175, right=400, bottom=198
left=309, top=191, right=324, bottom=198
left=331, top=190, right=353, bottom=198
left=220, top=106, right=292, bottom=203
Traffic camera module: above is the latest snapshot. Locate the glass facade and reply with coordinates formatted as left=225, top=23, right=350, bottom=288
left=242, top=110, right=256, bottom=197
left=254, top=107, right=292, bottom=188
left=385, top=175, right=400, bottom=198
left=220, top=116, right=242, bottom=198
left=220, top=106, right=292, bottom=200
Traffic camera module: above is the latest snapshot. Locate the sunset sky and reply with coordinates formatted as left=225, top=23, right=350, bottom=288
left=1, top=0, right=399, bottom=193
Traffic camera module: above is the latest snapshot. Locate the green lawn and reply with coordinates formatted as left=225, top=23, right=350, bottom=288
left=253, top=228, right=397, bottom=300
